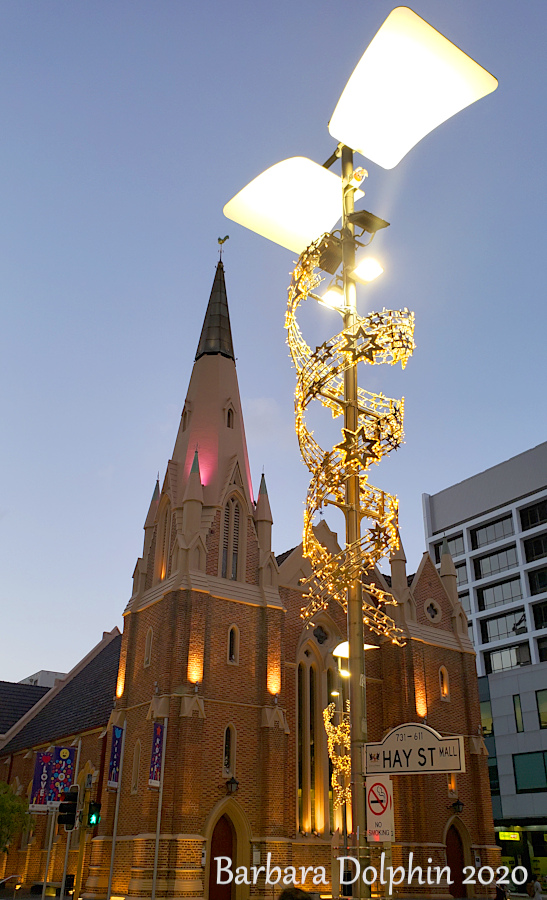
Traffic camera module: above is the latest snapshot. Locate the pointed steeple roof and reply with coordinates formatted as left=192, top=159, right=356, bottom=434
left=171, top=260, right=254, bottom=509
left=183, top=450, right=204, bottom=504
left=255, top=473, right=273, bottom=523
left=195, top=261, right=235, bottom=362
left=144, top=478, right=160, bottom=528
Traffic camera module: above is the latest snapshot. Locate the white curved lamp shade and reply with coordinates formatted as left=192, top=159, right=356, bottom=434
left=329, top=6, right=498, bottom=169
left=333, top=640, right=379, bottom=657
left=223, top=157, right=363, bottom=254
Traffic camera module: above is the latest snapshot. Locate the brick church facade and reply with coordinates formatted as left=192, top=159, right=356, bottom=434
left=1, top=261, right=499, bottom=899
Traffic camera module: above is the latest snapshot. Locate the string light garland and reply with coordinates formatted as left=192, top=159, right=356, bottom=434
left=323, top=700, right=352, bottom=808
left=285, top=234, right=415, bottom=643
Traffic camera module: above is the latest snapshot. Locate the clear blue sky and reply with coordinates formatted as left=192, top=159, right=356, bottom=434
left=1, top=1, right=545, bottom=681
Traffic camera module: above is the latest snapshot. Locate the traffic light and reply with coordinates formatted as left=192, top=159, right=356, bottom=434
left=87, top=801, right=101, bottom=827
left=58, top=786, right=79, bottom=831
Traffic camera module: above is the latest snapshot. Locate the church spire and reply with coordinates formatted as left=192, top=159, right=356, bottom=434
left=194, top=261, right=235, bottom=362
left=171, top=260, right=254, bottom=509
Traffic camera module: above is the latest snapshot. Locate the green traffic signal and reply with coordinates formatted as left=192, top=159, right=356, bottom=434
left=87, top=801, right=101, bottom=826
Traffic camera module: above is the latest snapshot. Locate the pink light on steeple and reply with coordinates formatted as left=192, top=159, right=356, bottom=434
left=172, top=260, right=255, bottom=509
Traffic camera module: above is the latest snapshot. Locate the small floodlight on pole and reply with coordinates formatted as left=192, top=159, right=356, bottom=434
left=224, top=8, right=497, bottom=899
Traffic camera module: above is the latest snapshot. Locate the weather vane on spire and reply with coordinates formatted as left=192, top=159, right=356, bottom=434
left=218, top=235, right=229, bottom=260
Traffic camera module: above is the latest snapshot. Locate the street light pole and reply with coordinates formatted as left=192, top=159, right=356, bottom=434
left=341, top=143, right=369, bottom=898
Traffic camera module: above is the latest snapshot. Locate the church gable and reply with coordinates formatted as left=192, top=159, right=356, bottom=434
left=411, top=553, right=458, bottom=631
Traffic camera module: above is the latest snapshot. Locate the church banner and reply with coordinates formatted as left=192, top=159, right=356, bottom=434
left=29, top=747, right=76, bottom=811
left=148, top=722, right=164, bottom=788
left=107, top=725, right=124, bottom=789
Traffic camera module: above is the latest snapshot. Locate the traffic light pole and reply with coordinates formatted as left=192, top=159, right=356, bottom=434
left=72, top=778, right=91, bottom=900
left=41, top=811, right=56, bottom=900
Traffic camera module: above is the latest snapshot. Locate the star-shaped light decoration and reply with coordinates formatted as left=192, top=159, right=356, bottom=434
left=340, top=325, right=383, bottom=363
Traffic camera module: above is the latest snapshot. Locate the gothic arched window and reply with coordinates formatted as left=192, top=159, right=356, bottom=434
left=439, top=666, right=450, bottom=700
left=221, top=498, right=241, bottom=580
left=228, top=625, right=239, bottom=664
left=223, top=725, right=236, bottom=776
left=297, top=648, right=330, bottom=836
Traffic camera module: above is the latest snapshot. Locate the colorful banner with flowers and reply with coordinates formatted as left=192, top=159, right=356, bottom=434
left=148, top=722, right=164, bottom=788
left=107, top=725, right=124, bottom=789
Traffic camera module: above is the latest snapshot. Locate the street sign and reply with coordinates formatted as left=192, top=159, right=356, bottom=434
left=364, top=723, right=465, bottom=775
left=366, top=776, right=394, bottom=842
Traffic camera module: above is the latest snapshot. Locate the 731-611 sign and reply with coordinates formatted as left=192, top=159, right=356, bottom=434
left=364, top=723, right=465, bottom=775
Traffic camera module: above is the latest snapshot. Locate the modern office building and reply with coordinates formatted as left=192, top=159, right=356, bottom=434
left=423, top=442, right=547, bottom=880
left=423, top=442, right=547, bottom=679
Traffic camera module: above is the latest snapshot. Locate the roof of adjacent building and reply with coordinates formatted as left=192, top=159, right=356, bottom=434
left=195, top=261, right=235, bottom=362
left=276, top=546, right=298, bottom=566
left=424, top=440, right=547, bottom=536
left=1, top=633, right=121, bottom=755
left=0, top=682, right=50, bottom=734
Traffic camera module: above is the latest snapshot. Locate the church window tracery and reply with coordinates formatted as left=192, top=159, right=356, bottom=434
left=221, top=498, right=241, bottom=580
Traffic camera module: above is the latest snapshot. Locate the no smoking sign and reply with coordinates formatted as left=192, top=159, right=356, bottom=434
left=367, top=782, right=391, bottom=816
left=365, top=776, right=395, bottom=843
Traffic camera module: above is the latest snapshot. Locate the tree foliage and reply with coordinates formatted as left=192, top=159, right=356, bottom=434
left=0, top=782, right=29, bottom=853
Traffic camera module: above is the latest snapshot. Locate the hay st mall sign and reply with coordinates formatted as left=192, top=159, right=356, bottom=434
left=364, top=723, right=465, bottom=775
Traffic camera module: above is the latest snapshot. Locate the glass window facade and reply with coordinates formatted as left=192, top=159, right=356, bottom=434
left=474, top=546, right=518, bottom=580
left=520, top=500, right=547, bottom=532
left=538, top=637, right=547, bottom=663
left=471, top=516, right=514, bottom=550
left=524, top=532, right=547, bottom=563
left=533, top=601, right=547, bottom=630
left=458, top=591, right=471, bottom=614
left=480, top=700, right=494, bottom=736
left=529, top=567, right=547, bottom=596
left=513, top=694, right=524, bottom=733
left=484, top=642, right=531, bottom=674
left=488, top=757, right=500, bottom=795
left=513, top=751, right=547, bottom=792
left=434, top=533, right=464, bottom=563
left=456, top=562, right=468, bottom=587
left=537, top=690, right=547, bottom=729
left=477, top=577, right=522, bottom=611
left=480, top=608, right=526, bottom=644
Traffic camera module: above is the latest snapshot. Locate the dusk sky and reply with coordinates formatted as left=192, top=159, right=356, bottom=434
left=1, top=1, right=545, bottom=682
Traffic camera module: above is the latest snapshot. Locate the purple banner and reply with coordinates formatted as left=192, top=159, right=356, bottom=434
left=29, top=747, right=75, bottom=811
left=148, top=722, right=164, bottom=788
left=107, top=725, right=124, bottom=789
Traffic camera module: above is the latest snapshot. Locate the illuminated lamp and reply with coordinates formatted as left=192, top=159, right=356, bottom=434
left=333, top=640, right=379, bottom=657
left=329, top=6, right=498, bottom=169
left=223, top=157, right=363, bottom=254
left=352, top=256, right=384, bottom=284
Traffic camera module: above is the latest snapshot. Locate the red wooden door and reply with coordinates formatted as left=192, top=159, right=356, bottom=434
left=446, top=825, right=467, bottom=898
left=209, top=815, right=235, bottom=900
